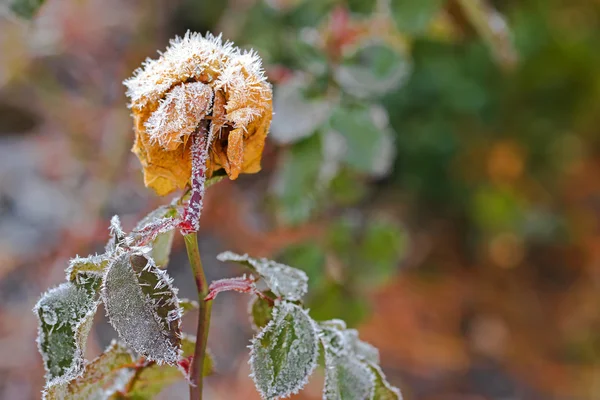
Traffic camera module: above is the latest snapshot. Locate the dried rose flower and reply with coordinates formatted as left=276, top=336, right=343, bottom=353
left=124, top=32, right=273, bottom=196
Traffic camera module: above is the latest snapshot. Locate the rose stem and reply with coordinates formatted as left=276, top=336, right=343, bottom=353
left=182, top=122, right=213, bottom=400
left=184, top=233, right=212, bottom=400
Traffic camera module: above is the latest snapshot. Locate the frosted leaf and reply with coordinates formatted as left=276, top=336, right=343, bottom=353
left=102, top=252, right=182, bottom=364
left=368, top=363, right=402, bottom=400
left=66, top=254, right=109, bottom=282
left=217, top=252, right=308, bottom=301
left=322, top=351, right=375, bottom=400
left=250, top=302, right=319, bottom=399
left=318, top=321, right=377, bottom=400
left=248, top=292, right=275, bottom=331
left=131, top=205, right=178, bottom=267
left=105, top=215, right=127, bottom=253
left=124, top=334, right=214, bottom=398
left=343, top=329, right=380, bottom=365
left=270, top=75, right=336, bottom=145
left=333, top=43, right=410, bottom=99
left=44, top=341, right=135, bottom=400
left=34, top=274, right=102, bottom=385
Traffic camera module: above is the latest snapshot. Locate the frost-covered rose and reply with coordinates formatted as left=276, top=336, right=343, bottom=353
left=124, top=32, right=273, bottom=196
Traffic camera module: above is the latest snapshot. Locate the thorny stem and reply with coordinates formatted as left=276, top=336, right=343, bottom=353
left=184, top=233, right=212, bottom=400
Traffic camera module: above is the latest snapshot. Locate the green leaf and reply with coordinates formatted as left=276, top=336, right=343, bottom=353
left=10, top=0, right=45, bottom=19
left=250, top=302, right=319, bottom=399
left=270, top=76, right=336, bottom=144
left=132, top=206, right=178, bottom=267
left=319, top=323, right=375, bottom=400
left=217, top=252, right=308, bottom=301
left=249, top=293, right=275, bottom=330
left=272, top=133, right=324, bottom=225
left=389, top=0, right=443, bottom=34
left=35, top=275, right=102, bottom=385
left=334, top=44, right=410, bottom=99
left=347, top=0, right=377, bottom=15
left=44, top=341, right=135, bottom=400
left=102, top=252, right=181, bottom=364
left=125, top=335, right=214, bottom=399
left=369, top=363, right=402, bottom=400
left=358, top=219, right=407, bottom=287
left=329, top=104, right=395, bottom=177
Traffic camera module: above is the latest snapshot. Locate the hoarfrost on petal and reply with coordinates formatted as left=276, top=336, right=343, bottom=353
left=102, top=252, right=181, bottom=365
left=249, top=302, right=319, bottom=399
left=145, top=81, right=214, bottom=149
left=217, top=252, right=308, bottom=301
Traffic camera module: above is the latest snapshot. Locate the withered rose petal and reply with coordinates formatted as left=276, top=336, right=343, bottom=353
left=133, top=112, right=192, bottom=196
left=125, top=32, right=273, bottom=196
left=145, top=82, right=214, bottom=151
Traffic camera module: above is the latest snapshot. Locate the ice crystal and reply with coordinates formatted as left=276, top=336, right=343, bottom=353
left=250, top=302, right=319, bottom=399
left=34, top=274, right=102, bottom=386
left=102, top=252, right=182, bottom=364
left=217, top=252, right=308, bottom=301
left=105, top=215, right=127, bottom=253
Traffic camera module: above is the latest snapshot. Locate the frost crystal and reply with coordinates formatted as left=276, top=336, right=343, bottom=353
left=217, top=252, right=308, bottom=301
left=106, top=215, right=127, bottom=253
left=34, top=275, right=102, bottom=386
left=102, top=252, right=182, bottom=364
left=250, top=302, right=319, bottom=399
